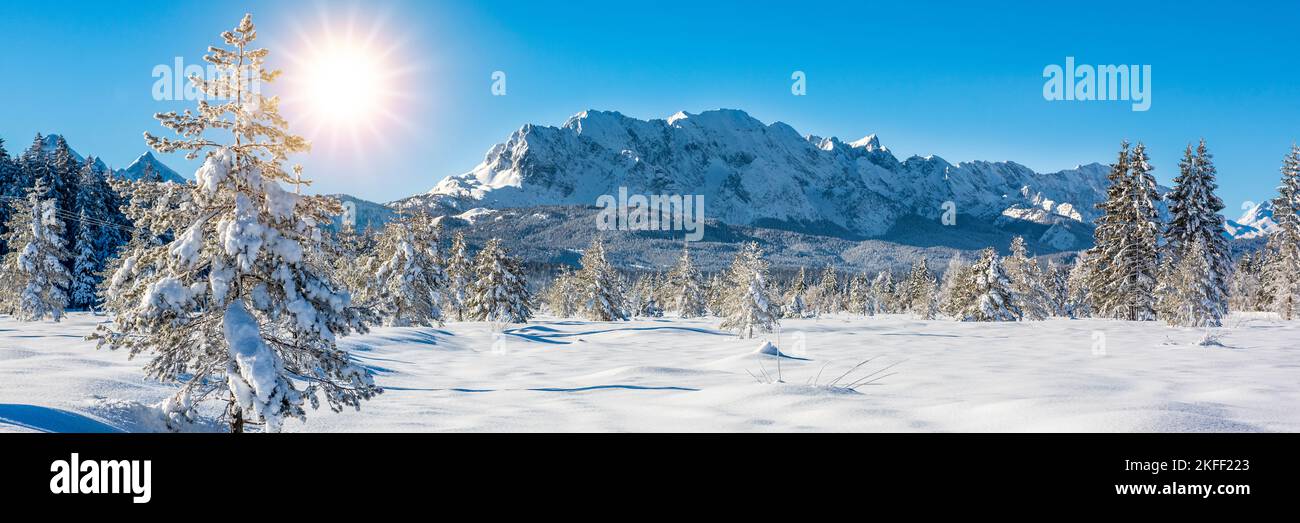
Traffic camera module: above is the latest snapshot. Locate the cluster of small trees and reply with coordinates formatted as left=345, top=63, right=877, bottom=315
left=534, top=140, right=1300, bottom=335
left=0, top=134, right=133, bottom=318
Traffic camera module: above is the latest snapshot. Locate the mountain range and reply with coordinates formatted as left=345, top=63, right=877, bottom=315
left=39, top=109, right=1286, bottom=271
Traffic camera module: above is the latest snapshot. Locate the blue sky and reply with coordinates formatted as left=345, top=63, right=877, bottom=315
left=1, top=0, right=1297, bottom=214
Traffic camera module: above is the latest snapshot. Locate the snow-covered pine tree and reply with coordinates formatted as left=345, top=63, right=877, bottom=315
left=628, top=273, right=664, bottom=318
left=543, top=266, right=579, bottom=317
left=936, top=254, right=968, bottom=318
left=783, top=266, right=809, bottom=318
left=1263, top=144, right=1300, bottom=320
left=444, top=232, right=473, bottom=321
left=1229, top=252, right=1262, bottom=312
left=959, top=247, right=1020, bottom=322
left=574, top=238, right=626, bottom=321
left=813, top=265, right=841, bottom=315
left=0, top=180, right=71, bottom=321
left=1065, top=254, right=1092, bottom=318
left=1004, top=236, right=1050, bottom=321
left=1086, top=141, right=1160, bottom=321
left=1043, top=260, right=1070, bottom=317
left=69, top=157, right=120, bottom=311
left=705, top=272, right=727, bottom=317
left=91, top=14, right=379, bottom=433
left=901, top=257, right=937, bottom=319
left=1162, top=139, right=1231, bottom=325
left=465, top=238, right=532, bottom=323
left=846, top=271, right=871, bottom=316
left=868, top=271, right=894, bottom=315
left=718, top=242, right=780, bottom=338
left=1161, top=238, right=1219, bottom=327
left=666, top=244, right=706, bottom=318
left=0, top=138, right=18, bottom=255
left=369, top=213, right=448, bottom=326
left=70, top=207, right=99, bottom=311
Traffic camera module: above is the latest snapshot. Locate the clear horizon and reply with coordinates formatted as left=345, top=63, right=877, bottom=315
left=2, top=0, right=1298, bottom=215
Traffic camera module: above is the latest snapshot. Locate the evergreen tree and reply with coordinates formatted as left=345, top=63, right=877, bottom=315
left=959, top=247, right=1019, bottom=322
left=1065, top=254, right=1093, bottom=318
left=937, top=254, right=968, bottom=318
left=1004, top=236, right=1051, bottom=320
left=465, top=238, right=532, bottom=323
left=444, top=232, right=473, bottom=321
left=1043, top=260, right=1070, bottom=317
left=70, top=207, right=100, bottom=311
left=1086, top=141, right=1160, bottom=321
left=868, top=271, right=894, bottom=315
left=574, top=238, right=626, bottom=321
left=1263, top=144, right=1300, bottom=319
left=812, top=265, right=841, bottom=315
left=783, top=267, right=809, bottom=318
left=846, top=271, right=871, bottom=316
left=543, top=266, right=579, bottom=317
left=666, top=244, right=706, bottom=318
left=1161, top=239, right=1219, bottom=327
left=901, top=257, right=937, bottom=319
left=1229, top=252, right=1262, bottom=312
left=627, top=273, right=664, bottom=318
left=1, top=181, right=71, bottom=321
left=705, top=272, right=727, bottom=317
left=718, top=242, right=780, bottom=338
left=1162, top=140, right=1231, bottom=325
left=369, top=213, right=448, bottom=326
left=0, top=138, right=18, bottom=254
left=91, top=14, right=379, bottom=432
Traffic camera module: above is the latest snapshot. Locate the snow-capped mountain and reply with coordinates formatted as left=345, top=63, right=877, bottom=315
left=39, top=134, right=185, bottom=182
left=40, top=134, right=109, bottom=172
left=392, top=109, right=1125, bottom=250
left=114, top=151, right=185, bottom=183
left=1226, top=200, right=1277, bottom=239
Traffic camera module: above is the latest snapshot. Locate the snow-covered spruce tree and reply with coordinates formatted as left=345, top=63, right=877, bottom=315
left=465, top=238, right=532, bottom=323
left=783, top=266, right=809, bottom=318
left=1160, top=238, right=1219, bottom=327
left=666, top=244, right=707, bottom=318
left=574, top=238, right=626, bottom=321
left=1086, top=141, right=1160, bottom=321
left=1043, top=260, right=1070, bottom=317
left=936, top=254, right=968, bottom=318
left=718, top=242, right=780, bottom=338
left=69, top=157, right=123, bottom=311
left=628, top=273, right=664, bottom=318
left=543, top=266, right=579, bottom=317
left=1263, top=144, right=1300, bottom=320
left=91, top=14, right=379, bottom=433
left=812, top=265, right=841, bottom=315
left=846, top=271, right=871, bottom=316
left=70, top=207, right=99, bottom=311
left=1004, top=236, right=1051, bottom=321
left=1064, top=254, right=1093, bottom=318
left=0, top=138, right=19, bottom=254
left=1229, top=252, right=1262, bottom=312
left=705, top=272, right=727, bottom=317
left=1, top=180, right=71, bottom=321
left=444, top=232, right=473, bottom=321
left=370, top=213, right=448, bottom=326
left=901, top=257, right=937, bottom=319
left=959, top=247, right=1019, bottom=322
left=1162, top=140, right=1231, bottom=325
left=868, top=271, right=894, bottom=315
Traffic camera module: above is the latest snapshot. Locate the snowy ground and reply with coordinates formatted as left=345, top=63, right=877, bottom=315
left=2, top=312, right=1298, bottom=432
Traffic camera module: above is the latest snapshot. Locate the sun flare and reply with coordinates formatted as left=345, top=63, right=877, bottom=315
left=281, top=9, right=415, bottom=155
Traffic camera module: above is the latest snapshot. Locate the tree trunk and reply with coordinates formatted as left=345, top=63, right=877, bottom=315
left=228, top=395, right=244, bottom=434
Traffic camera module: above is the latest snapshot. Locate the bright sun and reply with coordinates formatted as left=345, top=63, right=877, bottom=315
left=303, top=42, right=385, bottom=125
left=281, top=10, right=415, bottom=155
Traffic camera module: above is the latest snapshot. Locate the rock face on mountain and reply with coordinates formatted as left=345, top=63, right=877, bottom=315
left=392, top=109, right=1119, bottom=251
left=114, top=151, right=185, bottom=183
left=1226, top=200, right=1279, bottom=240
